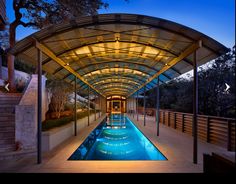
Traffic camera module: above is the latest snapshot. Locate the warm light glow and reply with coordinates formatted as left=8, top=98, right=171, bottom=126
left=83, top=68, right=149, bottom=78
left=112, top=95, right=121, bottom=98
left=93, top=79, right=140, bottom=86
left=106, top=96, right=126, bottom=100
left=115, top=37, right=119, bottom=43
left=143, top=46, right=159, bottom=55
left=75, top=46, right=90, bottom=55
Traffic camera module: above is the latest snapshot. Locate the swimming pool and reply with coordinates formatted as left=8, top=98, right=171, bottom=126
left=68, top=114, right=167, bottom=160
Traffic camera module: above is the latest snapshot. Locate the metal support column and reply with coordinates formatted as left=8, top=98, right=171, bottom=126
left=193, top=50, right=198, bottom=164
left=37, top=49, right=42, bottom=164
left=74, top=76, right=77, bottom=136
left=99, top=95, right=101, bottom=117
left=133, top=96, right=135, bottom=118
left=105, top=97, right=107, bottom=114
left=136, top=91, right=139, bottom=121
left=156, top=76, right=160, bottom=136
left=88, top=86, right=90, bottom=126
left=94, top=94, right=96, bottom=121
left=143, top=86, right=146, bottom=126
left=127, top=98, right=129, bottom=114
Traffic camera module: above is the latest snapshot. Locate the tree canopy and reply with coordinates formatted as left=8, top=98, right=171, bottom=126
left=11, top=0, right=109, bottom=30
left=144, top=46, right=235, bottom=118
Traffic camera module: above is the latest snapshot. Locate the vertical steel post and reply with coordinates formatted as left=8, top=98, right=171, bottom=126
left=105, top=97, right=106, bottom=114
left=127, top=98, right=129, bottom=114
left=94, top=94, right=96, bottom=121
left=143, top=86, right=146, bottom=126
left=37, top=49, right=42, bottom=164
left=111, top=100, right=113, bottom=113
left=133, top=96, right=135, bottom=118
left=156, top=76, right=160, bottom=136
left=193, top=50, right=198, bottom=164
left=136, top=91, right=139, bottom=121
left=88, top=86, right=90, bottom=126
left=99, top=95, right=101, bottom=117
left=74, top=76, right=77, bottom=136
left=125, top=98, right=127, bottom=113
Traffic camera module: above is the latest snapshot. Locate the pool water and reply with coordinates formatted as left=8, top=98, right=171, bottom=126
left=68, top=114, right=167, bottom=160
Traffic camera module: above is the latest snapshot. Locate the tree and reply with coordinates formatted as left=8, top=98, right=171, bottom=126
left=170, top=78, right=193, bottom=112
left=198, top=46, right=235, bottom=117
left=145, top=46, right=235, bottom=118
left=0, top=22, right=9, bottom=79
left=47, top=79, right=73, bottom=118
left=0, top=24, right=9, bottom=50
left=7, top=0, right=109, bottom=91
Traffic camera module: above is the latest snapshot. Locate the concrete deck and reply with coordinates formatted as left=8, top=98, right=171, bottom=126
left=0, top=114, right=232, bottom=173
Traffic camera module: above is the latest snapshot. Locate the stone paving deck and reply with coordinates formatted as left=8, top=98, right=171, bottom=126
left=0, top=114, right=232, bottom=173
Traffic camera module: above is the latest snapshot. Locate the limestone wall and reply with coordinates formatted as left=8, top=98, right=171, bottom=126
left=15, top=105, right=36, bottom=150
left=15, top=74, right=50, bottom=151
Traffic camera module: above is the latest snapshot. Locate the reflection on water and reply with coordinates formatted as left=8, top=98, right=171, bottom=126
left=68, top=114, right=167, bottom=160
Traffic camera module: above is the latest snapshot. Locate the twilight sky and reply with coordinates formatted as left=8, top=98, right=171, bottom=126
left=6, top=0, right=235, bottom=48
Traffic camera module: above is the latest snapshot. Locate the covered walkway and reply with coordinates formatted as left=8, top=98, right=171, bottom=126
left=10, top=13, right=229, bottom=165
left=0, top=115, right=228, bottom=173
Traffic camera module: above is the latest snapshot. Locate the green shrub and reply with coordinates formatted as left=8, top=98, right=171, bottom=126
left=42, top=116, right=73, bottom=131
left=42, top=110, right=97, bottom=131
left=64, top=103, right=74, bottom=111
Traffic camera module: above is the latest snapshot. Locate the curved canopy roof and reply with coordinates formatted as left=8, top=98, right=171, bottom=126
left=11, top=13, right=229, bottom=97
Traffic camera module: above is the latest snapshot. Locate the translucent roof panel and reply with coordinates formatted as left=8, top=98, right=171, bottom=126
left=11, top=13, right=229, bottom=97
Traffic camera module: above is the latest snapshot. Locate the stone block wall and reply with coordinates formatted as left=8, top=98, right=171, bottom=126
left=15, top=105, right=36, bottom=150
left=15, top=74, right=50, bottom=151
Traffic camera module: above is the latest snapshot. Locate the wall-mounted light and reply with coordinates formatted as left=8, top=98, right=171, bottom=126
left=115, top=37, right=119, bottom=43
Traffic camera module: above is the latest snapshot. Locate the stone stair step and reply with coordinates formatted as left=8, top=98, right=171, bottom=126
left=0, top=105, right=15, bottom=113
left=0, top=144, right=16, bottom=153
left=0, top=137, right=15, bottom=141
left=0, top=93, right=22, bottom=97
left=0, top=138, right=15, bottom=144
left=0, top=113, right=15, bottom=116
left=0, top=127, right=15, bottom=134
left=0, top=149, right=36, bottom=160
left=0, top=93, right=21, bottom=157
left=0, top=126, right=15, bottom=132
left=0, top=121, right=15, bottom=127
left=0, top=113, right=15, bottom=121
left=0, top=136, right=15, bottom=141
left=0, top=132, right=15, bottom=138
left=0, top=100, right=21, bottom=105
left=0, top=116, right=15, bottom=121
left=0, top=96, right=21, bottom=100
